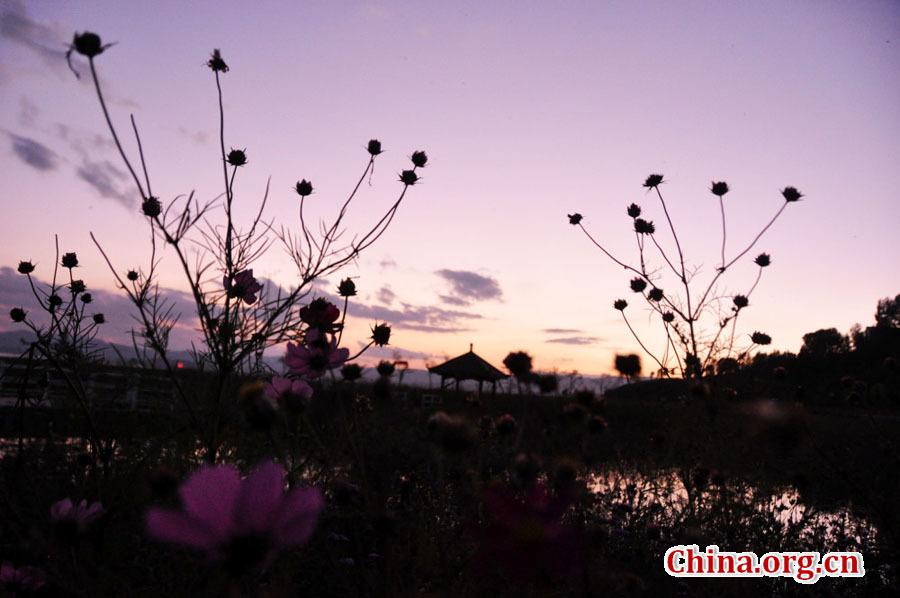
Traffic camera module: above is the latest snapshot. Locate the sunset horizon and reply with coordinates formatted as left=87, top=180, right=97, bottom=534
left=2, top=1, right=898, bottom=376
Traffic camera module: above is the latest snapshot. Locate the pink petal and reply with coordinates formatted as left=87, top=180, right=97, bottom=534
left=271, top=486, right=323, bottom=547
left=330, top=348, right=350, bottom=367
left=82, top=501, right=105, bottom=523
left=292, top=379, right=313, bottom=400
left=146, top=508, right=219, bottom=550
left=179, top=464, right=241, bottom=539
left=50, top=498, right=73, bottom=521
left=234, top=461, right=285, bottom=534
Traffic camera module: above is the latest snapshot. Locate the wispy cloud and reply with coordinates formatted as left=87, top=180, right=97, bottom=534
left=76, top=159, right=135, bottom=207
left=177, top=126, right=210, bottom=145
left=438, top=294, right=469, bottom=306
left=376, top=286, right=396, bottom=305
left=0, top=2, right=67, bottom=66
left=349, top=300, right=481, bottom=334
left=436, top=269, right=502, bottom=306
left=545, top=336, right=602, bottom=345
left=543, top=327, right=583, bottom=334
left=7, top=132, right=59, bottom=171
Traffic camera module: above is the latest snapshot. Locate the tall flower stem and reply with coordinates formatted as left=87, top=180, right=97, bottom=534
left=719, top=196, right=727, bottom=271
left=620, top=312, right=667, bottom=375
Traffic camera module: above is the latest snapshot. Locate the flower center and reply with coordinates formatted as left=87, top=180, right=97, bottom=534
left=224, top=533, right=270, bottom=576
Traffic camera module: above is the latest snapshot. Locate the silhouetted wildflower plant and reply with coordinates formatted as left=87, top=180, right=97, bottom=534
left=59, top=33, right=426, bottom=460
left=571, top=175, right=804, bottom=377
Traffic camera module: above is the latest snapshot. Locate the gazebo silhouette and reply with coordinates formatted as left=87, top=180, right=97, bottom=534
left=428, top=344, right=509, bottom=394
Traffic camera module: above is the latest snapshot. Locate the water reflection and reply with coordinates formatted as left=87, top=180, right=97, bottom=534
left=588, top=469, right=877, bottom=547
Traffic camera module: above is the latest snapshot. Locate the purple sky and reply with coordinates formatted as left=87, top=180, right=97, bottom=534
left=1, top=1, right=899, bottom=374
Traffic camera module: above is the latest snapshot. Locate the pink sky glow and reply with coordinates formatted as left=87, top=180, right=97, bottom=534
left=1, top=1, right=899, bottom=375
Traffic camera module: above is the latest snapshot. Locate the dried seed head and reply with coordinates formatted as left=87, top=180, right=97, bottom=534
left=295, top=179, right=313, bottom=197
left=207, top=49, right=229, bottom=72
left=710, top=181, right=729, bottom=197
left=643, top=174, right=664, bottom=188
left=781, top=187, right=803, bottom=202
left=411, top=150, right=428, bottom=167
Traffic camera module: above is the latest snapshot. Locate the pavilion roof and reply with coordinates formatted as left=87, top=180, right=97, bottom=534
left=428, top=346, right=509, bottom=382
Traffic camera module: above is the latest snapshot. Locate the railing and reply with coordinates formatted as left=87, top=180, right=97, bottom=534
left=0, top=357, right=178, bottom=412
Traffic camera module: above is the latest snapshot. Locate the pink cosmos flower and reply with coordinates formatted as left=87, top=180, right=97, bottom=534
left=265, top=376, right=313, bottom=410
left=284, top=329, right=349, bottom=378
left=146, top=461, right=323, bottom=575
left=223, top=269, right=262, bottom=304
left=50, top=498, right=104, bottom=542
left=0, top=562, right=46, bottom=593
left=298, top=298, right=341, bottom=329
left=475, top=481, right=580, bottom=580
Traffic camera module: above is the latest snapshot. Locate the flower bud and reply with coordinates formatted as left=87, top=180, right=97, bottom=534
left=376, top=360, right=395, bottom=377
left=337, top=278, right=357, bottom=297
left=207, top=49, right=229, bottom=72
left=92, top=313, right=105, bottom=325
left=48, top=294, right=63, bottom=309
left=427, top=411, right=474, bottom=453
left=10, top=307, right=26, bottom=323
left=241, top=382, right=276, bottom=430
left=70, top=280, right=86, bottom=294
left=367, top=139, right=383, bottom=156
left=634, top=218, right=655, bottom=235
left=627, top=203, right=641, bottom=218
left=126, top=270, right=139, bottom=281
left=647, top=288, right=664, bottom=302
left=72, top=32, right=104, bottom=58
left=754, top=253, right=771, bottom=267
left=294, top=178, right=314, bottom=197
left=142, top=197, right=162, bottom=217
left=732, top=295, right=749, bottom=309
left=613, top=299, right=628, bottom=311
left=17, top=261, right=35, bottom=274
left=629, top=277, right=647, bottom=293
left=399, top=170, right=418, bottom=186
left=751, top=331, right=772, bottom=345
left=781, top=187, right=803, bottom=202
left=567, top=213, right=582, bottom=225
left=80, top=293, right=92, bottom=304
left=411, top=150, right=428, bottom=167
left=340, top=363, right=363, bottom=381
left=662, top=311, right=675, bottom=323
left=226, top=149, right=247, bottom=167
left=710, top=181, right=729, bottom=197
left=371, top=323, right=391, bottom=347
left=643, top=174, right=664, bottom=188
left=61, top=252, right=79, bottom=269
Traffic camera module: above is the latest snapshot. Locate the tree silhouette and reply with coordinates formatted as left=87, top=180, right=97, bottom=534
left=503, top=351, right=533, bottom=394
left=536, top=373, right=559, bottom=395
left=875, top=294, right=900, bottom=328
left=614, top=353, right=642, bottom=382
left=800, top=328, right=850, bottom=358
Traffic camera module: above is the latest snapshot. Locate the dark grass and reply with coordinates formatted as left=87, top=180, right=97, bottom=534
left=1, top=366, right=898, bottom=596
